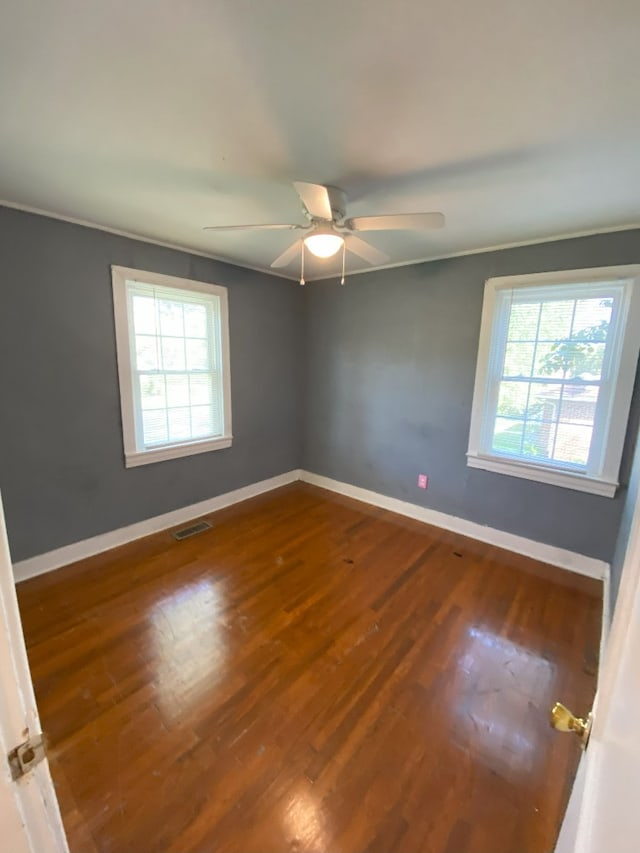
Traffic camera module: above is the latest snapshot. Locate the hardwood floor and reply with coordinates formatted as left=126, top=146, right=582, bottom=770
left=17, top=483, right=601, bottom=853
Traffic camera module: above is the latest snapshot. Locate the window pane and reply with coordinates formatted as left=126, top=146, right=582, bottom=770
left=503, top=342, right=535, bottom=377
left=508, top=302, right=539, bottom=341
left=534, top=341, right=588, bottom=379
left=497, top=382, right=529, bottom=418
left=538, top=300, right=573, bottom=339
left=142, top=410, right=168, bottom=445
left=133, top=295, right=156, bottom=335
left=522, top=420, right=555, bottom=460
left=190, top=374, right=212, bottom=405
left=158, top=300, right=184, bottom=337
left=186, top=338, right=209, bottom=371
left=168, top=407, right=191, bottom=441
left=574, top=342, right=605, bottom=379
left=553, top=424, right=592, bottom=466
left=572, top=298, right=612, bottom=340
left=139, top=376, right=165, bottom=410
left=533, top=341, right=558, bottom=377
left=534, top=340, right=605, bottom=380
left=492, top=418, right=524, bottom=455
left=136, top=335, right=158, bottom=370
left=184, top=303, right=208, bottom=338
left=161, top=338, right=185, bottom=370
left=527, top=383, right=562, bottom=422
left=166, top=374, right=190, bottom=407
left=559, top=387, right=599, bottom=425
left=192, top=405, right=215, bottom=438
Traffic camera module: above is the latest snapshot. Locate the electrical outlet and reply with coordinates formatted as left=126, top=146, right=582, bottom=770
left=418, top=473, right=428, bottom=489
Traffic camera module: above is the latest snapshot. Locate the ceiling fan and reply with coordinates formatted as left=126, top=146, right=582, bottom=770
left=203, top=182, right=445, bottom=283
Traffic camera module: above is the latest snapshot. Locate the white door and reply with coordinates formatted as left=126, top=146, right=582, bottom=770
left=555, top=478, right=640, bottom=852
left=0, top=489, right=68, bottom=853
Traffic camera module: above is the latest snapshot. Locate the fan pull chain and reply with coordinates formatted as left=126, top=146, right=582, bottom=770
left=299, top=241, right=305, bottom=286
left=340, top=240, right=346, bottom=285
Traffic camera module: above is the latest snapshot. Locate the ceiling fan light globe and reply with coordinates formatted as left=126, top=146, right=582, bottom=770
left=304, top=233, right=344, bottom=258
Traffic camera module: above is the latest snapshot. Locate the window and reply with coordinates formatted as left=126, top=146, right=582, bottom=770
left=112, top=266, right=232, bottom=467
left=467, top=266, right=640, bottom=497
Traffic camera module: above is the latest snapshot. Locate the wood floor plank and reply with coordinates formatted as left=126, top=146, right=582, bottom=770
left=17, top=482, right=601, bottom=852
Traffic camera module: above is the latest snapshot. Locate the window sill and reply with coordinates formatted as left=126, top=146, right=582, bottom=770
left=466, top=452, right=617, bottom=497
left=125, top=436, right=233, bottom=468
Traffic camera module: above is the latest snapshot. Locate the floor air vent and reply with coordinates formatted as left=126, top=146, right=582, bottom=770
left=172, top=520, right=212, bottom=541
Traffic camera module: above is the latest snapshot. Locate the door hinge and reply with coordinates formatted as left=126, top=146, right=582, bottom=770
left=8, top=733, right=47, bottom=781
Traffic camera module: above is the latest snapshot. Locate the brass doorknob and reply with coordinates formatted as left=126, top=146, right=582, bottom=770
left=550, top=702, right=592, bottom=746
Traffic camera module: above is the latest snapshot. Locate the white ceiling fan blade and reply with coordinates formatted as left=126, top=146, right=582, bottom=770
left=346, top=235, right=389, bottom=266
left=293, top=181, right=333, bottom=221
left=203, top=223, right=304, bottom=232
left=271, top=239, right=303, bottom=268
left=346, top=212, right=445, bottom=232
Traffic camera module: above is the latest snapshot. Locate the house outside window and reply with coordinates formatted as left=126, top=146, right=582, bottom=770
left=111, top=266, right=232, bottom=468
left=467, top=265, right=640, bottom=497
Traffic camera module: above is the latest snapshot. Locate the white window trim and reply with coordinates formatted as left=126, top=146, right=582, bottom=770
left=467, top=265, right=640, bottom=498
left=111, top=266, right=232, bottom=468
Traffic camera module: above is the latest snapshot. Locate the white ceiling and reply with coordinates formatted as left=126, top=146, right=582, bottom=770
left=1, top=0, right=639, bottom=281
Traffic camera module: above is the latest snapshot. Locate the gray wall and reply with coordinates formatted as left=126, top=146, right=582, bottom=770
left=609, top=418, right=640, bottom=609
left=303, top=229, right=640, bottom=564
left=2, top=203, right=639, bottom=572
left=0, top=207, right=303, bottom=562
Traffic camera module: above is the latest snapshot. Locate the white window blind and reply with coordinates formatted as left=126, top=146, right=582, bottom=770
left=112, top=267, right=232, bottom=467
left=128, top=282, right=223, bottom=447
left=468, top=266, right=640, bottom=496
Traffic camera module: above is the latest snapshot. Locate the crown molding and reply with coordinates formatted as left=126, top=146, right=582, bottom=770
left=0, top=198, right=294, bottom=281
left=2, top=197, right=639, bottom=284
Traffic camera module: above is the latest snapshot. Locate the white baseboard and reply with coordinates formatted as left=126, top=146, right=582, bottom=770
left=299, top=470, right=610, bottom=582
left=13, top=469, right=301, bottom=583
left=14, top=465, right=610, bottom=594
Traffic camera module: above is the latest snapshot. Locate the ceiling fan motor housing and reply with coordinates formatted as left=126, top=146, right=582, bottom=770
left=204, top=181, right=444, bottom=271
